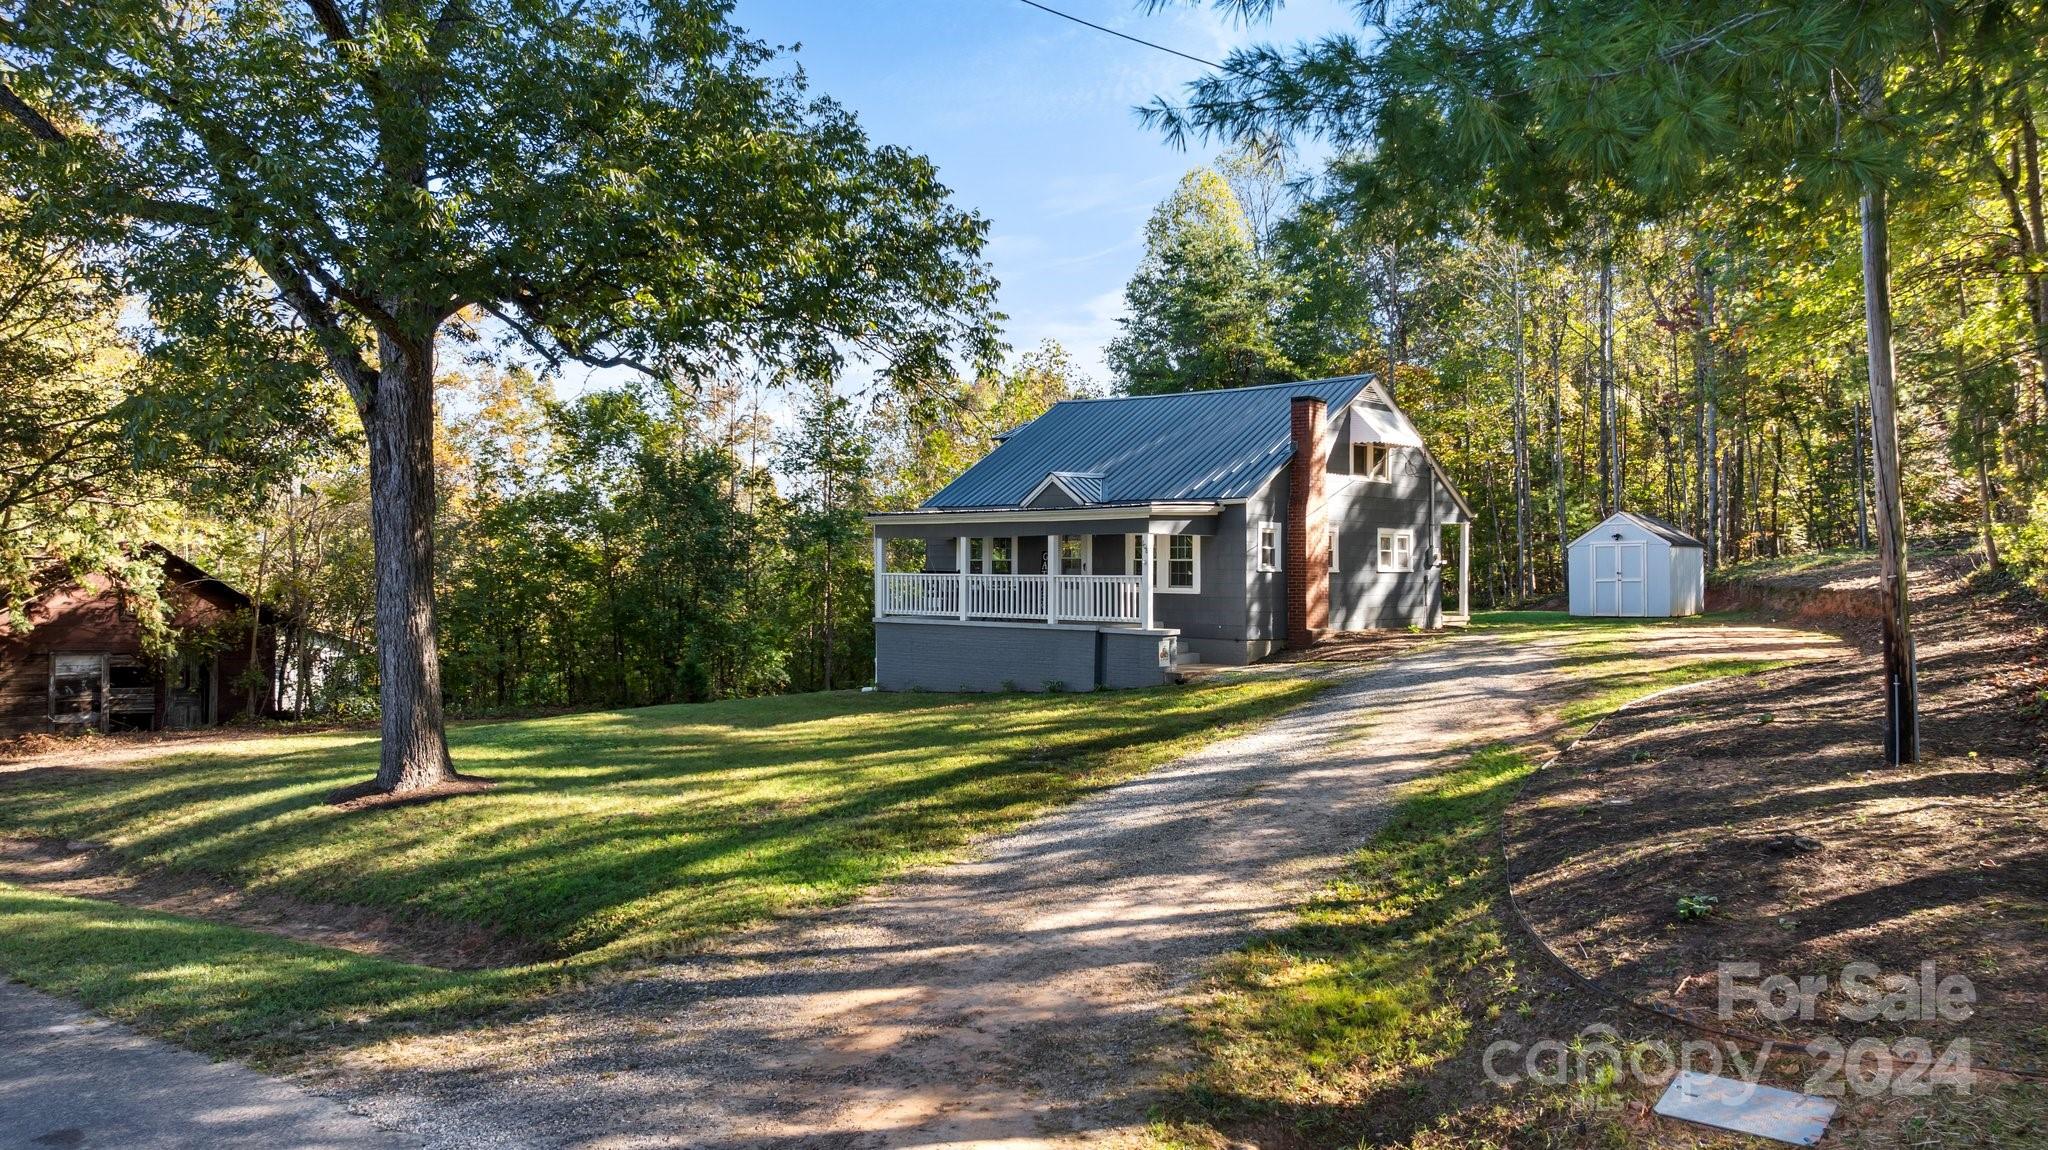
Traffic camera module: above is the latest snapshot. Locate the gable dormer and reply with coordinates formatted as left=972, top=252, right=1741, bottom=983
left=1024, top=471, right=1106, bottom=509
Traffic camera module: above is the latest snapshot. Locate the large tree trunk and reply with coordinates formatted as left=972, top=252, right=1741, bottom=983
left=1598, top=253, right=1618, bottom=514
left=1511, top=264, right=1531, bottom=599
left=1549, top=313, right=1568, bottom=594
left=1860, top=174, right=1920, bottom=765
left=2023, top=105, right=2048, bottom=413
left=367, top=333, right=456, bottom=792
left=1694, top=269, right=1719, bottom=567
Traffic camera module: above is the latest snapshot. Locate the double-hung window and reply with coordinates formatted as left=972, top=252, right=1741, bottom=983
left=1352, top=442, right=1393, bottom=482
left=1377, top=528, right=1414, bottom=573
left=1128, top=534, right=1201, bottom=592
left=1255, top=523, right=1281, bottom=572
left=1328, top=525, right=1340, bottom=571
left=1166, top=535, right=1198, bottom=589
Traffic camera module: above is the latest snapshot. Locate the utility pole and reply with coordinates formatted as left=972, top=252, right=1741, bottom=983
left=1859, top=76, right=1919, bottom=765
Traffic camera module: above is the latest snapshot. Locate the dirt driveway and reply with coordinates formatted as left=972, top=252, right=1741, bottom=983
left=311, top=620, right=1837, bottom=1150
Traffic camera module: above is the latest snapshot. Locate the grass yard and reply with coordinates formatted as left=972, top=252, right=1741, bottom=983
left=0, top=677, right=1322, bottom=1059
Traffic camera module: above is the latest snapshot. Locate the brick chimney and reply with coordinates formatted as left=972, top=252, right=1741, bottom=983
left=1286, top=396, right=1330, bottom=648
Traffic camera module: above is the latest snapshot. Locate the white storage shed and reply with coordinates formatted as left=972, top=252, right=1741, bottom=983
left=1567, top=511, right=1707, bottom=618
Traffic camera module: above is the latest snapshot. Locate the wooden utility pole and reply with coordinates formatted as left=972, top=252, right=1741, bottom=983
left=1859, top=120, right=1920, bottom=764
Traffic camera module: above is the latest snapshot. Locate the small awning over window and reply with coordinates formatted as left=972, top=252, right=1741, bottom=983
left=1349, top=402, right=1424, bottom=448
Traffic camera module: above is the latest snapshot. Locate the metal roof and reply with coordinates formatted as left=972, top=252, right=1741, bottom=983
left=924, top=376, right=1376, bottom=509
left=1043, top=471, right=1105, bottom=504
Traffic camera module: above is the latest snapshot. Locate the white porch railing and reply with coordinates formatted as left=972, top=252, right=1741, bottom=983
left=1054, top=574, right=1143, bottom=622
left=878, top=572, right=960, bottom=617
left=878, top=572, right=1143, bottom=625
left=965, top=574, right=1048, bottom=620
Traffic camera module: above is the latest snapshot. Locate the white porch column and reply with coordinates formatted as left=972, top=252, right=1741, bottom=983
left=956, top=535, right=969, bottom=621
left=872, top=532, right=885, bottom=620
left=1046, top=533, right=1058, bottom=623
left=1458, top=521, right=1472, bottom=619
left=1140, top=532, right=1156, bottom=630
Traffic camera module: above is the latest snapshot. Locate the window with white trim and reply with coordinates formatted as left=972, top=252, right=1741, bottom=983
left=1167, top=534, right=1198, bottom=589
left=1328, top=525, right=1340, bottom=571
left=1255, top=522, right=1281, bottom=572
left=1058, top=534, right=1090, bottom=574
left=1352, top=442, right=1393, bottom=482
left=967, top=537, right=1016, bottom=575
left=1377, top=528, right=1414, bottom=573
left=1127, top=533, right=1201, bottom=592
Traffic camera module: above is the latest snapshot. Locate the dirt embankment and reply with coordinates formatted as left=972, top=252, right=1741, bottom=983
left=1509, top=551, right=2048, bottom=1074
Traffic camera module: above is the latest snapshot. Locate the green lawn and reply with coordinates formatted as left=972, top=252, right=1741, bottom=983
left=0, top=678, right=1322, bottom=1058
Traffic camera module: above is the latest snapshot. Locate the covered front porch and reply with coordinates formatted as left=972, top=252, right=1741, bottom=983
left=867, top=503, right=1217, bottom=630
left=866, top=504, right=1216, bottom=692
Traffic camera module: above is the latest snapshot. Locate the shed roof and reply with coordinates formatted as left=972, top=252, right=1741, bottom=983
left=1571, top=511, right=1707, bottom=550
left=924, top=376, right=1375, bottom=509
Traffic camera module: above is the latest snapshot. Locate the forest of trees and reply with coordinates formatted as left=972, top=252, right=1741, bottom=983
left=1109, top=138, right=2045, bottom=608
left=4, top=1, right=2044, bottom=766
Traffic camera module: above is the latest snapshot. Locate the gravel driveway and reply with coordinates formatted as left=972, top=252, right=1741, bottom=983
left=323, top=628, right=1573, bottom=1149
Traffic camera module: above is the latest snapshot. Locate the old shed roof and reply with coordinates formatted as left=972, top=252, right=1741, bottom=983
left=924, top=375, right=1375, bottom=509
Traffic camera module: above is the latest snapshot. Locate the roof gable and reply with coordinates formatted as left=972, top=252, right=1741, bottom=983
left=1023, top=471, right=1106, bottom=508
left=1569, top=511, right=1706, bottom=550
left=924, top=376, right=1375, bottom=509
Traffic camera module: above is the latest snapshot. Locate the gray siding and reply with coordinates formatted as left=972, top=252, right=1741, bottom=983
left=1327, top=445, right=1457, bottom=630
left=1100, top=630, right=1176, bottom=688
left=875, top=620, right=1174, bottom=692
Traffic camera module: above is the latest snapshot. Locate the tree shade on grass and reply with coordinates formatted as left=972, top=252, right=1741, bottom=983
left=0, top=678, right=1321, bottom=1059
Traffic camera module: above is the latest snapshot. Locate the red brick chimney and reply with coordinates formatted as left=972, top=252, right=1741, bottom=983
left=1286, top=396, right=1330, bottom=649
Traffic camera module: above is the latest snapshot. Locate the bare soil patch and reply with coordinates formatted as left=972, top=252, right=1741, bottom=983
left=1263, top=628, right=1440, bottom=664
left=324, top=775, right=498, bottom=810
left=1508, top=553, right=2048, bottom=1073
left=0, top=837, right=535, bottom=970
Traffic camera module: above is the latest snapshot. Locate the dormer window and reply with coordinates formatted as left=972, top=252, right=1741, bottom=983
left=1352, top=442, right=1393, bottom=482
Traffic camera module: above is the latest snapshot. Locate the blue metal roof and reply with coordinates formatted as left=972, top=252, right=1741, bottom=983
left=1044, top=472, right=1105, bottom=504
left=925, top=376, right=1375, bottom=509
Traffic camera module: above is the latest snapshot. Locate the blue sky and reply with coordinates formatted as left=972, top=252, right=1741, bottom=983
left=731, top=0, right=1359, bottom=388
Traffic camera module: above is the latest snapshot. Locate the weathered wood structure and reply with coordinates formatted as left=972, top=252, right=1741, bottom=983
left=0, top=548, right=275, bottom=736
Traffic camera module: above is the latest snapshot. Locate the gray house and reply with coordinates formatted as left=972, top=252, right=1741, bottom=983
left=866, top=375, right=1472, bottom=692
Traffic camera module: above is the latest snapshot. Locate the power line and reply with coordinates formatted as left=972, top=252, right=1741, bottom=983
left=1012, top=0, right=1223, bottom=69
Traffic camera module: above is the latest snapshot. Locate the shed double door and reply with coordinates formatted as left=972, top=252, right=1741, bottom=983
left=1589, top=542, right=1647, bottom=616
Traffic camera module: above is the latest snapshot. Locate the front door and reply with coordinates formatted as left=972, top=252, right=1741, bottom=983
left=1590, top=542, right=1648, bottom=617
left=165, top=658, right=212, bottom=729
